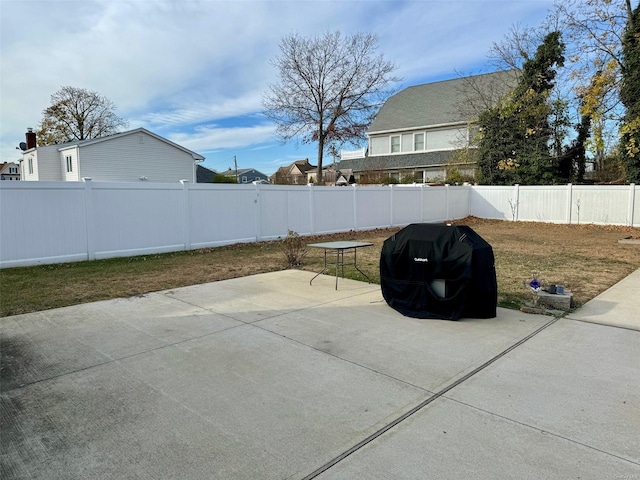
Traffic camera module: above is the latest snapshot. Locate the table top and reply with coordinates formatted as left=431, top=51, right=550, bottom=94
left=307, top=241, right=373, bottom=249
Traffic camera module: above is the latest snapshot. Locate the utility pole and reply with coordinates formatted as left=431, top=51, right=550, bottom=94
left=234, top=155, right=238, bottom=183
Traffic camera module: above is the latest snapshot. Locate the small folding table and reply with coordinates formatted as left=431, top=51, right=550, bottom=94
left=308, top=241, right=373, bottom=290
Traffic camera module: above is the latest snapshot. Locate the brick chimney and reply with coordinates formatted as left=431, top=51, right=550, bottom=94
left=26, top=128, right=36, bottom=150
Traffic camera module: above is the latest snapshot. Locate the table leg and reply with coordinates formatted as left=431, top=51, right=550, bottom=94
left=310, top=248, right=329, bottom=286
left=310, top=246, right=371, bottom=289
left=352, top=248, right=371, bottom=283
left=335, top=249, right=341, bottom=290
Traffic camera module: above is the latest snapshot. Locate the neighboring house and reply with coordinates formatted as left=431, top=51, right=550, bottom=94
left=338, top=70, right=517, bottom=183
left=0, top=162, right=21, bottom=181
left=335, top=168, right=355, bottom=186
left=220, top=168, right=269, bottom=184
left=305, top=163, right=355, bottom=186
left=19, top=127, right=205, bottom=183
left=270, top=159, right=316, bottom=185
left=196, top=165, right=217, bottom=183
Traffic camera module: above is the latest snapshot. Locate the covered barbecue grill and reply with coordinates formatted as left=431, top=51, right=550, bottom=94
left=380, top=223, right=497, bottom=320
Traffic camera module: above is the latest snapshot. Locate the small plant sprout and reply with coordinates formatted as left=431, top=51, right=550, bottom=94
left=508, top=198, right=519, bottom=222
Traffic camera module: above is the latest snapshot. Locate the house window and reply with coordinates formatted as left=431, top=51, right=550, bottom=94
left=414, top=133, right=425, bottom=151
left=28, top=158, right=33, bottom=174
left=66, top=156, right=73, bottom=173
left=390, top=136, right=400, bottom=153
left=371, top=136, right=388, bottom=155
left=402, top=133, right=412, bottom=152
left=241, top=176, right=248, bottom=183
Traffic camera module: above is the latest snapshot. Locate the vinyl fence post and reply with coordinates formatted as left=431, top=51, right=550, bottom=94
left=82, top=178, right=96, bottom=261
left=514, top=183, right=520, bottom=222
left=445, top=184, right=450, bottom=221
left=352, top=184, right=358, bottom=231
left=308, top=184, right=315, bottom=234
left=180, top=180, right=190, bottom=251
left=420, top=183, right=425, bottom=223
left=566, top=183, right=573, bottom=224
left=629, top=183, right=636, bottom=227
left=389, top=184, right=394, bottom=227
left=254, top=183, right=262, bottom=241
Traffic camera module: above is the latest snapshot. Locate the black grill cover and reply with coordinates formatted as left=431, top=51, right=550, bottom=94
left=380, top=224, right=497, bottom=320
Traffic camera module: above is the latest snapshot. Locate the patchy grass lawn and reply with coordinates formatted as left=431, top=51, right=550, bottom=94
left=1, top=217, right=639, bottom=317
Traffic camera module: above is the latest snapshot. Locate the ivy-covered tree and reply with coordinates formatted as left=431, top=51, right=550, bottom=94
left=620, top=2, right=640, bottom=182
left=477, top=32, right=566, bottom=185
left=561, top=111, right=591, bottom=183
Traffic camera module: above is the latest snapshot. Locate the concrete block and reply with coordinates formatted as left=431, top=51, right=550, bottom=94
left=537, top=290, right=573, bottom=311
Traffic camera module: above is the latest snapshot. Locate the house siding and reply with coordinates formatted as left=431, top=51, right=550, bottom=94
left=22, top=146, right=64, bottom=181
left=369, top=126, right=468, bottom=157
left=21, top=154, right=37, bottom=181
left=79, top=132, right=196, bottom=182
left=60, top=147, right=80, bottom=181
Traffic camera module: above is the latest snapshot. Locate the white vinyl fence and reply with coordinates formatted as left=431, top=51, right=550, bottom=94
left=471, top=183, right=638, bottom=225
left=0, top=181, right=637, bottom=268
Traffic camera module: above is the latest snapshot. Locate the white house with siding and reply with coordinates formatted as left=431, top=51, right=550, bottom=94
left=20, top=128, right=205, bottom=183
left=0, top=162, right=21, bottom=181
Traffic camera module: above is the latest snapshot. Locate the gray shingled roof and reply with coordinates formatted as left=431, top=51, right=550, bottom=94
left=369, top=70, right=517, bottom=133
left=196, top=165, right=216, bottom=183
left=338, top=151, right=453, bottom=172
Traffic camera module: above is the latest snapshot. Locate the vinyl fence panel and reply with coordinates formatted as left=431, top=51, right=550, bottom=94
left=1, top=181, right=637, bottom=268
left=469, top=185, right=514, bottom=221
left=355, top=186, right=392, bottom=229
left=570, top=185, right=635, bottom=226
left=0, top=182, right=88, bottom=267
left=311, top=186, right=355, bottom=234
left=517, top=186, right=569, bottom=223
left=391, top=185, right=423, bottom=226
left=256, top=185, right=313, bottom=239
left=447, top=186, right=471, bottom=219
left=423, top=186, right=452, bottom=221
left=90, top=182, right=184, bottom=258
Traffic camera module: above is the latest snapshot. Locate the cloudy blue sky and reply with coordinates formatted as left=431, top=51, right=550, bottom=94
left=0, top=0, right=555, bottom=176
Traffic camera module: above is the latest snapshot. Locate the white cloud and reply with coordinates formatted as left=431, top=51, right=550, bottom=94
left=139, top=92, right=264, bottom=127
left=0, top=0, right=556, bottom=165
left=169, top=123, right=277, bottom=153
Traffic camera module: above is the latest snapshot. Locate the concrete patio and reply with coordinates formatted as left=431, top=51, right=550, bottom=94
left=1, top=269, right=639, bottom=479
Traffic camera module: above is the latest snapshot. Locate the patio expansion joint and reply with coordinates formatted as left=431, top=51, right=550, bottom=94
left=442, top=396, right=640, bottom=467
left=248, top=319, right=436, bottom=395
left=563, top=314, right=640, bottom=332
left=5, top=288, right=384, bottom=393
left=160, top=286, right=382, bottom=325
left=0, top=320, right=247, bottom=393
left=299, top=315, right=562, bottom=480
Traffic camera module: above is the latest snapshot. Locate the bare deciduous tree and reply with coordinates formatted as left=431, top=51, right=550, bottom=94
left=38, top=86, right=128, bottom=146
left=263, top=31, right=399, bottom=184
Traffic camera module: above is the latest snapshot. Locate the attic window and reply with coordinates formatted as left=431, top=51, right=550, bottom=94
left=66, top=155, right=73, bottom=173
left=390, top=136, right=400, bottom=153
left=139, top=134, right=144, bottom=143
